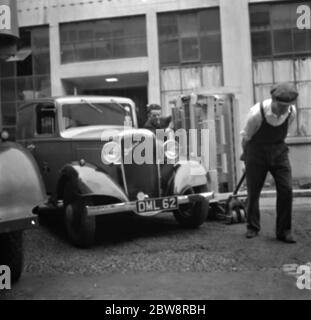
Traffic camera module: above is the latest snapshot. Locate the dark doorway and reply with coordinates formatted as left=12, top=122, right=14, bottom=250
left=83, top=87, right=148, bottom=128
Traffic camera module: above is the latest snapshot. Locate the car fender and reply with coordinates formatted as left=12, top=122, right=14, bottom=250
left=57, top=163, right=128, bottom=203
left=0, top=142, right=46, bottom=224
left=172, top=160, right=208, bottom=194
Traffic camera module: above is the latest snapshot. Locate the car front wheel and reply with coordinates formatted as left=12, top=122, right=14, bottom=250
left=173, top=185, right=209, bottom=228
left=0, top=231, right=23, bottom=283
left=63, top=183, right=96, bottom=248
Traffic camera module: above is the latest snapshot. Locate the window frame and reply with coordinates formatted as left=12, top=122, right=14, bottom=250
left=158, top=8, right=222, bottom=67
left=59, top=15, right=148, bottom=64
left=34, top=103, right=57, bottom=137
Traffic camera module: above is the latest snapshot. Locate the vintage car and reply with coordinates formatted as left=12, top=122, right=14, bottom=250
left=16, top=96, right=213, bottom=247
left=0, top=132, right=45, bottom=282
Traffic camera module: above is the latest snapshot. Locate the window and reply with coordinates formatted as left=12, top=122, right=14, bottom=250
left=0, top=26, right=51, bottom=140
left=36, top=104, right=56, bottom=135
left=62, top=102, right=133, bottom=129
left=158, top=8, right=222, bottom=66
left=250, top=2, right=311, bottom=58
left=60, top=15, right=147, bottom=63
left=250, top=2, right=311, bottom=137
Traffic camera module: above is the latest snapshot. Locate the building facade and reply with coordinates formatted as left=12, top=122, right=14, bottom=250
left=0, top=0, right=310, bottom=182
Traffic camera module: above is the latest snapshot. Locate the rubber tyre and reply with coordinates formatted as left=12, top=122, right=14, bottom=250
left=174, top=185, right=209, bottom=228
left=64, top=183, right=96, bottom=248
left=0, top=231, right=23, bottom=283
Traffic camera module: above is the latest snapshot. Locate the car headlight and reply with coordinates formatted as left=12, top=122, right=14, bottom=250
left=163, top=139, right=179, bottom=161
left=101, top=141, right=121, bottom=164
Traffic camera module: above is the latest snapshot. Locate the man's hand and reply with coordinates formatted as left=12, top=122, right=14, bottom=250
left=240, top=137, right=248, bottom=162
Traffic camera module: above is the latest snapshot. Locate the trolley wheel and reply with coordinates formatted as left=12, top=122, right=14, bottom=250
left=231, top=209, right=239, bottom=224
left=226, top=197, right=247, bottom=224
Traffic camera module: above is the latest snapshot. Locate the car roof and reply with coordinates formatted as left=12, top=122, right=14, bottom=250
left=18, top=96, right=135, bottom=111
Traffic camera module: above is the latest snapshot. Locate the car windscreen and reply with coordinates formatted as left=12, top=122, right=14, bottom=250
left=62, top=102, right=133, bottom=129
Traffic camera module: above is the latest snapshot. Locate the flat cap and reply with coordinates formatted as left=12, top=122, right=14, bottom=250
left=270, top=83, right=298, bottom=104
left=147, top=103, right=161, bottom=112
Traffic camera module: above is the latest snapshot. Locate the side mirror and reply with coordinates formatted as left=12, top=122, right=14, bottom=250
left=1, top=130, right=9, bottom=142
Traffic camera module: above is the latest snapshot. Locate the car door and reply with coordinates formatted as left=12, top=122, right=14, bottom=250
left=31, top=102, right=72, bottom=195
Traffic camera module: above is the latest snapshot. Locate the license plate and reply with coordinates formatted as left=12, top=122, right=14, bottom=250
left=136, top=196, right=178, bottom=214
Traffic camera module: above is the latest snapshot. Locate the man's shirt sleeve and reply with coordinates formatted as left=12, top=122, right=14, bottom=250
left=240, top=103, right=262, bottom=142
left=289, top=105, right=297, bottom=126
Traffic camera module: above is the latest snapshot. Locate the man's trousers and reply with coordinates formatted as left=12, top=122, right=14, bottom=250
left=245, top=142, right=293, bottom=237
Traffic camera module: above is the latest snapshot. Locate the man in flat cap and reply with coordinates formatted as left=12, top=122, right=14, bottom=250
left=241, top=83, right=298, bottom=243
left=143, top=103, right=172, bottom=134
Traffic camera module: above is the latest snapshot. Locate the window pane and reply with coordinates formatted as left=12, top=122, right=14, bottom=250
left=17, top=54, right=33, bottom=76
left=298, top=109, right=311, bottom=136
left=1, top=78, right=16, bottom=102
left=113, top=37, right=146, bottom=58
left=202, top=64, right=223, bottom=87
left=308, top=30, right=311, bottom=50
left=60, top=25, right=78, bottom=43
left=201, top=34, right=222, bottom=63
left=94, top=20, right=111, bottom=40
left=181, top=66, right=201, bottom=90
left=158, top=13, right=178, bottom=45
left=18, top=29, right=31, bottom=49
left=297, top=82, right=311, bottom=110
left=17, top=76, right=34, bottom=101
left=254, top=84, right=272, bottom=102
left=253, top=60, right=273, bottom=84
left=0, top=61, right=15, bottom=77
left=273, top=29, right=292, bottom=53
left=77, top=22, right=94, bottom=41
left=181, top=38, right=199, bottom=62
left=17, top=103, right=34, bottom=140
left=159, top=25, right=178, bottom=41
left=33, top=51, right=50, bottom=75
left=61, top=43, right=75, bottom=63
left=179, top=13, right=198, bottom=38
left=95, top=40, right=112, bottom=60
left=273, top=60, right=294, bottom=82
left=1, top=102, right=16, bottom=126
left=293, top=29, right=308, bottom=52
left=34, top=76, right=51, bottom=98
left=32, top=28, right=49, bottom=50
left=287, top=114, right=298, bottom=137
left=271, top=4, right=295, bottom=29
left=122, top=16, right=146, bottom=38
left=251, top=31, right=272, bottom=57
left=199, top=9, right=220, bottom=33
left=159, top=40, right=179, bottom=65
left=295, top=57, right=311, bottom=81
left=160, top=67, right=181, bottom=91
left=250, top=6, right=270, bottom=31
left=111, top=19, right=125, bottom=39
left=75, top=41, right=95, bottom=61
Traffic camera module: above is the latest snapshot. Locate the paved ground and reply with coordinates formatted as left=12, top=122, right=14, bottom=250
left=1, top=197, right=311, bottom=300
